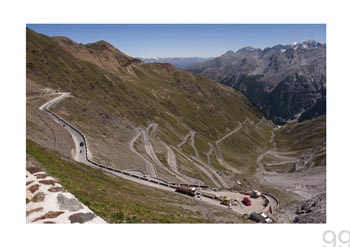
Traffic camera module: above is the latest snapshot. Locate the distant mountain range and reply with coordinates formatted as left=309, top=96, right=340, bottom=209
left=187, top=40, right=326, bottom=124
left=140, top=57, right=212, bottom=69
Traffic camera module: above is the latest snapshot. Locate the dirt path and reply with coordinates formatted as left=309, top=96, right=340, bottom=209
left=255, top=127, right=323, bottom=200
left=171, top=146, right=226, bottom=188
left=255, top=117, right=264, bottom=128
left=206, top=143, right=214, bottom=165
left=256, top=128, right=278, bottom=183
left=175, top=126, right=236, bottom=186
left=177, top=132, right=190, bottom=149
left=147, top=123, right=158, bottom=138
left=257, top=128, right=298, bottom=175
left=243, top=118, right=255, bottom=126
left=141, top=128, right=164, bottom=173
left=141, top=124, right=193, bottom=183
left=208, top=122, right=243, bottom=172
left=161, top=141, right=177, bottom=171
left=161, top=141, right=202, bottom=184
left=216, top=122, right=242, bottom=144
left=129, top=129, right=158, bottom=177
left=190, top=155, right=229, bottom=188
left=190, top=130, right=200, bottom=158
left=213, top=143, right=225, bottom=168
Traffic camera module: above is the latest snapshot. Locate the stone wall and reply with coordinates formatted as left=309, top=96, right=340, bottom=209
left=26, top=166, right=106, bottom=224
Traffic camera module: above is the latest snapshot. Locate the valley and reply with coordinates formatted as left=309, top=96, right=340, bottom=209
left=26, top=27, right=326, bottom=223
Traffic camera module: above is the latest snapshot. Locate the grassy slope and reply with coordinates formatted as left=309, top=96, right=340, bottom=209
left=26, top=28, right=267, bottom=176
left=275, top=115, right=326, bottom=168
left=275, top=115, right=326, bottom=152
left=27, top=139, right=246, bottom=223
left=258, top=116, right=327, bottom=208
left=27, top=28, right=262, bottom=133
left=220, top=121, right=273, bottom=174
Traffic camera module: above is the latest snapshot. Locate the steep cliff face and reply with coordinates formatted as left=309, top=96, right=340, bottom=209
left=187, top=41, right=326, bottom=124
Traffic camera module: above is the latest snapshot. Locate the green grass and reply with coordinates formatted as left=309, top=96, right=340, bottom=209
left=27, top=27, right=264, bottom=145
left=27, top=139, right=246, bottom=223
left=274, top=116, right=326, bottom=167
left=274, top=116, right=326, bottom=151
left=26, top=27, right=270, bottom=184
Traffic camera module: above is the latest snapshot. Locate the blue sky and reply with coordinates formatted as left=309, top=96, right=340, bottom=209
left=27, top=24, right=326, bottom=58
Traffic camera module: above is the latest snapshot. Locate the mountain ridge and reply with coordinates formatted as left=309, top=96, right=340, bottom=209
left=187, top=40, right=326, bottom=124
left=140, top=57, right=213, bottom=69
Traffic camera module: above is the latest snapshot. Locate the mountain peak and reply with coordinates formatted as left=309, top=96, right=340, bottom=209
left=222, top=50, right=235, bottom=56
left=237, top=46, right=256, bottom=53
left=302, top=39, right=324, bottom=48
left=85, top=40, right=118, bottom=51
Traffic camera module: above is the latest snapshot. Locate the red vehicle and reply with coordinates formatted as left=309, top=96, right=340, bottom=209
left=242, top=197, right=252, bottom=206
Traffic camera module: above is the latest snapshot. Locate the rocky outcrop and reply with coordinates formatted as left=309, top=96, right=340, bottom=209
left=293, top=193, right=326, bottom=223
left=26, top=166, right=106, bottom=224
left=276, top=193, right=326, bottom=223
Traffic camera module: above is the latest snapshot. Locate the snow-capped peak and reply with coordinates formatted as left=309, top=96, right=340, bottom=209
left=151, top=57, right=159, bottom=60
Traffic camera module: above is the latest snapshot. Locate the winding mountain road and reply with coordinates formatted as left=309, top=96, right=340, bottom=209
left=38, top=92, right=278, bottom=219
left=160, top=141, right=201, bottom=184
left=216, top=122, right=242, bottom=144
left=39, top=92, right=90, bottom=164
left=129, top=130, right=158, bottom=177
left=177, top=132, right=190, bottom=149
left=210, top=122, right=243, bottom=171
left=206, top=143, right=214, bottom=166
left=170, top=145, right=225, bottom=188
left=39, top=93, right=177, bottom=189
left=190, top=130, right=200, bottom=158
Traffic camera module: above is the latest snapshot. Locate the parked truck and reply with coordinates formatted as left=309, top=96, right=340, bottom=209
left=220, top=197, right=232, bottom=206
left=175, top=186, right=197, bottom=197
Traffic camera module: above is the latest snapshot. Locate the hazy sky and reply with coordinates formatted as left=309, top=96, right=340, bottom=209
left=27, top=24, right=326, bottom=58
